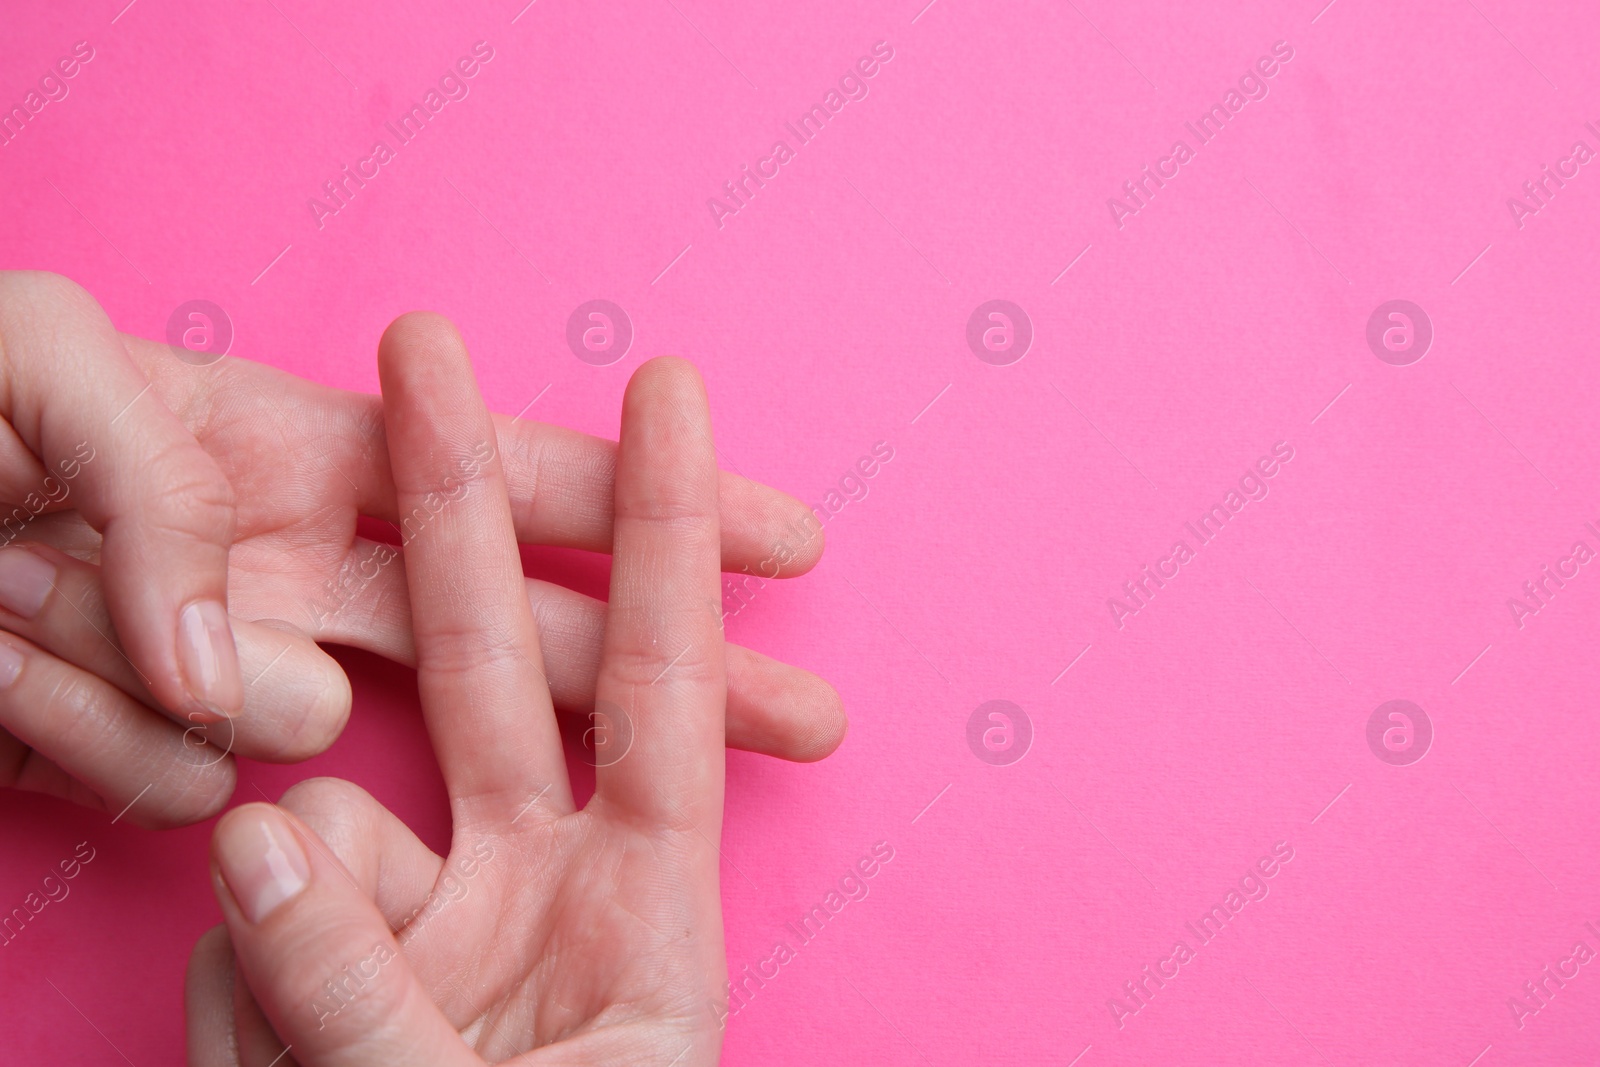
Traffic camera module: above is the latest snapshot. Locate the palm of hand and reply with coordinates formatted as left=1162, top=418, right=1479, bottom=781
left=421, top=810, right=722, bottom=1062
left=158, top=356, right=382, bottom=639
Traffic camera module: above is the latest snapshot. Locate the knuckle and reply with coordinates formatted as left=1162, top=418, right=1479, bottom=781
left=265, top=920, right=405, bottom=1040
left=413, top=624, right=530, bottom=679
left=602, top=638, right=720, bottom=691
left=134, top=442, right=237, bottom=544
left=618, top=499, right=717, bottom=530
left=39, top=669, right=116, bottom=752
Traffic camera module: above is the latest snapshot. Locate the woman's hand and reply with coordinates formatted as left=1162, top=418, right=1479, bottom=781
left=0, top=278, right=844, bottom=828
left=0, top=274, right=247, bottom=719
left=188, top=316, right=735, bottom=1065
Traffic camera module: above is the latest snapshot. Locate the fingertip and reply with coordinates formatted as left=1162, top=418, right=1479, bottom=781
left=124, top=758, right=237, bottom=829
left=636, top=353, right=701, bottom=378
left=617, top=356, right=716, bottom=499
left=187, top=922, right=233, bottom=971
left=625, top=355, right=708, bottom=413
left=762, top=496, right=826, bottom=577
left=724, top=646, right=848, bottom=763
left=783, top=675, right=848, bottom=762
left=379, top=310, right=464, bottom=352
left=213, top=803, right=310, bottom=925
left=787, top=509, right=826, bottom=573
left=211, top=801, right=277, bottom=854
left=714, top=476, right=827, bottom=579
left=234, top=621, right=352, bottom=762
left=376, top=312, right=490, bottom=465
left=377, top=311, right=470, bottom=388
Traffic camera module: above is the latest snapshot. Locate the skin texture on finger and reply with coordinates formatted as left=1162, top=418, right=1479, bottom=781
left=718, top=643, right=845, bottom=760
left=186, top=925, right=240, bottom=1067
left=211, top=804, right=477, bottom=1067
left=185, top=925, right=307, bottom=1067
left=592, top=358, right=728, bottom=830
left=203, top=619, right=351, bottom=762
left=310, top=536, right=846, bottom=762
left=0, top=272, right=244, bottom=721
left=234, top=972, right=305, bottom=1067
left=0, top=543, right=350, bottom=763
left=0, top=631, right=235, bottom=827
left=118, top=332, right=824, bottom=577
left=275, top=777, right=444, bottom=929
left=0, top=413, right=55, bottom=504
left=378, top=313, right=572, bottom=819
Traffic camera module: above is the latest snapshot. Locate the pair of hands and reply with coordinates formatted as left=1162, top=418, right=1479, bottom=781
left=0, top=273, right=843, bottom=828
left=0, top=274, right=838, bottom=1064
left=188, top=318, right=737, bottom=1065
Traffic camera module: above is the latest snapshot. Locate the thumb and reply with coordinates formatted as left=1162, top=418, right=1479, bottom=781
left=0, top=272, right=244, bottom=721
left=210, top=803, right=476, bottom=1067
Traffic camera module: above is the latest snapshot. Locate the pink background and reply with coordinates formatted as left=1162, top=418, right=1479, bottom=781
left=4, top=0, right=1600, bottom=1063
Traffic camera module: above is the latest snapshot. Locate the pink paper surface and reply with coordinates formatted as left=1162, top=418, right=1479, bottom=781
left=4, top=0, right=1600, bottom=1063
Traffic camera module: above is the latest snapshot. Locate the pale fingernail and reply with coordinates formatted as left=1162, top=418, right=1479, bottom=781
left=0, top=643, right=23, bottom=688
left=0, top=549, right=56, bottom=618
left=178, top=600, right=244, bottom=718
left=216, top=808, right=309, bottom=924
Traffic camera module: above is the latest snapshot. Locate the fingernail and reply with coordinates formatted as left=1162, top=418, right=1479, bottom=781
left=178, top=600, right=244, bottom=718
left=0, top=643, right=23, bottom=688
left=216, top=808, right=309, bottom=924
left=0, top=549, right=56, bottom=618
